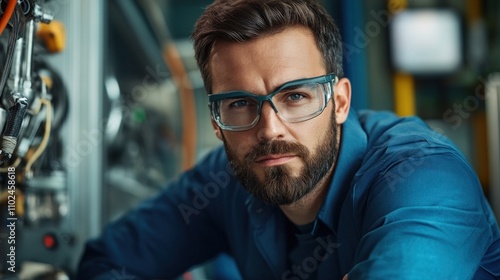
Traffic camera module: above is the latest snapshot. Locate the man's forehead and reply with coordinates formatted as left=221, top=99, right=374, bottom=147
left=208, top=27, right=323, bottom=93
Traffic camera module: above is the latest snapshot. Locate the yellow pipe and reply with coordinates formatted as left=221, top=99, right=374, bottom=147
left=393, top=72, right=416, bottom=116
left=389, top=0, right=415, bottom=117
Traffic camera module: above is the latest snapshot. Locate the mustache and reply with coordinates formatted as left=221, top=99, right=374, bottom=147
left=245, top=140, right=309, bottom=162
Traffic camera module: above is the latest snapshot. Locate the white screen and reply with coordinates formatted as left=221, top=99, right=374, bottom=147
left=390, top=9, right=462, bottom=74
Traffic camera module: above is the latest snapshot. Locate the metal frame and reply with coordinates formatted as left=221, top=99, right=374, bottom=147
left=44, top=0, right=106, bottom=272
left=486, top=73, right=500, bottom=222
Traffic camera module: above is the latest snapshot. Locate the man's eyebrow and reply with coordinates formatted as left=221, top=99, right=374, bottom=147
left=217, top=77, right=309, bottom=95
left=272, top=78, right=308, bottom=93
left=278, top=84, right=303, bottom=92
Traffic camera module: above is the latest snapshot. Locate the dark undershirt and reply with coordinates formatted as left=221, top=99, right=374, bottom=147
left=287, top=221, right=323, bottom=279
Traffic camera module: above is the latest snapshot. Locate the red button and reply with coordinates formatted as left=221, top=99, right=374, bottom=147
left=43, top=234, right=57, bottom=249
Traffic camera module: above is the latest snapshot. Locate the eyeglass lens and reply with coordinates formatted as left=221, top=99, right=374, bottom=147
left=217, top=82, right=327, bottom=127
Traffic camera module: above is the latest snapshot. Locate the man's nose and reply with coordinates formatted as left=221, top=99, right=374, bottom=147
left=256, top=101, right=287, bottom=143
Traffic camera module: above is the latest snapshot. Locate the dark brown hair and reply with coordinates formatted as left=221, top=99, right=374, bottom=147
left=191, top=0, right=343, bottom=94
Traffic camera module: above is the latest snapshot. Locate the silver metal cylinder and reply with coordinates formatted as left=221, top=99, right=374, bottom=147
left=22, top=20, right=35, bottom=99
left=486, top=73, right=500, bottom=222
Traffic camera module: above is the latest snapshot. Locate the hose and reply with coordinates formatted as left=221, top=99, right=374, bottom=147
left=0, top=8, right=21, bottom=100
left=0, top=0, right=17, bottom=36
left=137, top=0, right=198, bottom=171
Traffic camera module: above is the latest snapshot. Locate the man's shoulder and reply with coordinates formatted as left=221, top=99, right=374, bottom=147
left=355, top=110, right=464, bottom=161
left=347, top=110, right=486, bottom=224
left=351, top=110, right=475, bottom=193
left=197, top=145, right=230, bottom=168
left=357, top=110, right=447, bottom=146
left=163, top=145, right=251, bottom=224
left=183, top=145, right=250, bottom=200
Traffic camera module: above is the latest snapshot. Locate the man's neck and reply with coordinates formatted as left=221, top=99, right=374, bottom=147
left=279, top=165, right=334, bottom=226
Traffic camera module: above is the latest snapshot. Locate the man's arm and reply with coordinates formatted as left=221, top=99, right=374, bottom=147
left=348, top=150, right=496, bottom=279
left=77, top=148, right=232, bottom=279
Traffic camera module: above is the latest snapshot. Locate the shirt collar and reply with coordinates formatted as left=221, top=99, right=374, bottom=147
left=315, top=108, right=367, bottom=235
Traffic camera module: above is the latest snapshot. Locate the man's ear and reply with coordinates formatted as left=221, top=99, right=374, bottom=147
left=334, top=77, right=351, bottom=124
left=211, top=119, right=223, bottom=141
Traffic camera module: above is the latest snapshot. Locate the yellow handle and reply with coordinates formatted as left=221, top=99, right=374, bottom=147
left=37, top=20, right=66, bottom=53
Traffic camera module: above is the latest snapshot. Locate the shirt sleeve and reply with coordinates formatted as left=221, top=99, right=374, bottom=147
left=76, top=148, right=232, bottom=280
left=349, top=149, right=495, bottom=279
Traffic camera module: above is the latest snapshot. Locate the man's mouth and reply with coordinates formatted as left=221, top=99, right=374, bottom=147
left=255, top=154, right=296, bottom=167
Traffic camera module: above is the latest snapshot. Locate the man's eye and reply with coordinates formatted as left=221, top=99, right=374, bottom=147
left=229, top=99, right=249, bottom=108
left=287, top=93, right=306, bottom=101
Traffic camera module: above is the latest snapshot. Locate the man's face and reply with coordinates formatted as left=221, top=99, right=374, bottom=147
left=209, top=26, right=350, bottom=206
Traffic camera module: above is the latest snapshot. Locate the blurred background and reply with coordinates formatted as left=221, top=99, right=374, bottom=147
left=0, top=0, right=499, bottom=279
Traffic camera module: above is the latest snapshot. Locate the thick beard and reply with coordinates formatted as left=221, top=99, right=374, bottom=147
left=223, top=110, right=340, bottom=206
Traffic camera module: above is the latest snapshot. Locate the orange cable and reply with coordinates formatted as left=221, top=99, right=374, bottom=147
left=163, top=43, right=197, bottom=171
left=0, top=0, right=17, bottom=36
left=137, top=0, right=198, bottom=171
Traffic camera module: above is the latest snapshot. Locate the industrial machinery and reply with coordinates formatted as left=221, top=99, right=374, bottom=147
left=0, top=0, right=71, bottom=278
left=1, top=0, right=205, bottom=278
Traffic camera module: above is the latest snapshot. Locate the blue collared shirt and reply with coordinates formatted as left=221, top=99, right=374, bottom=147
left=77, top=109, right=500, bottom=279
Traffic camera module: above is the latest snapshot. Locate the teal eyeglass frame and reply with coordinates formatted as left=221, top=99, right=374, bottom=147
left=208, top=73, right=338, bottom=131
